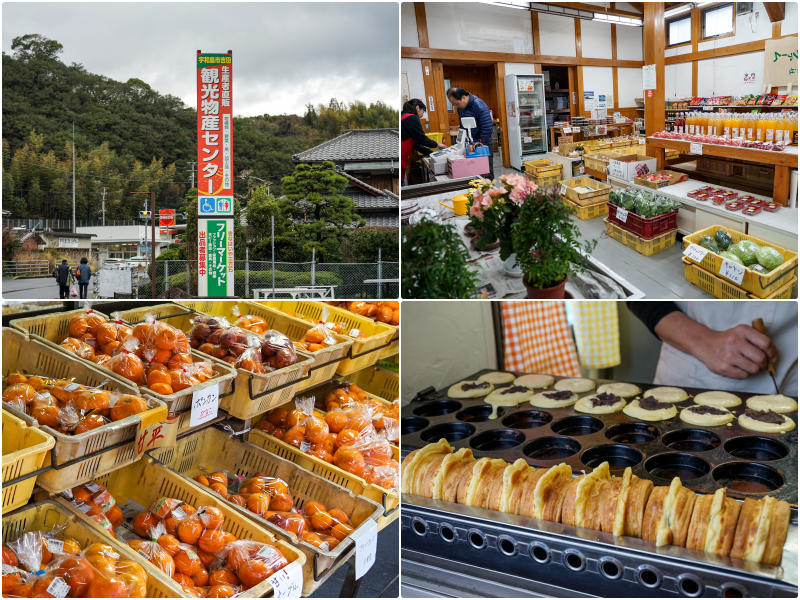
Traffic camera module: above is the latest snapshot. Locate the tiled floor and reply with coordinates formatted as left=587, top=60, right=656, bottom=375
left=310, top=519, right=399, bottom=598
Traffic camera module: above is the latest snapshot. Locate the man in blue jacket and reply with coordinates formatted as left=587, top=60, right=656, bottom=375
left=447, top=87, right=494, bottom=181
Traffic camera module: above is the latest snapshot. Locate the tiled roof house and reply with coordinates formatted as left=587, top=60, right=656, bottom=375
left=292, top=129, right=399, bottom=228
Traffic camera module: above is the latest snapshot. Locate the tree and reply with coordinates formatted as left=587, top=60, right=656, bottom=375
left=281, top=161, right=365, bottom=262
left=11, top=34, right=63, bottom=61
left=340, top=227, right=399, bottom=263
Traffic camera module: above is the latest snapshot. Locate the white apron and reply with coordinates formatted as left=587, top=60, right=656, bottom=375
left=654, top=301, right=798, bottom=395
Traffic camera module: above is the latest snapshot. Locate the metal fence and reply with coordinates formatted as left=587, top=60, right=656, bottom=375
left=96, top=260, right=399, bottom=300
left=3, top=218, right=139, bottom=230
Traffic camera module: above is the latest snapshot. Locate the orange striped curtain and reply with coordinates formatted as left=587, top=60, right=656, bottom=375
left=500, top=301, right=581, bottom=376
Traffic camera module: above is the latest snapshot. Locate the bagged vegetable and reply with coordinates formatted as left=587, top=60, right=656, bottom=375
left=731, top=240, right=760, bottom=265
left=719, top=250, right=744, bottom=265
left=755, top=245, right=785, bottom=271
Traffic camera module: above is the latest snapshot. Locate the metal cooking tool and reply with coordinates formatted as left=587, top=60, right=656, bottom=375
left=752, top=317, right=780, bottom=394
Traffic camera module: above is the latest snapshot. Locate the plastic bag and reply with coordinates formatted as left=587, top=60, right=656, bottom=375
left=755, top=245, right=785, bottom=271
left=231, top=305, right=268, bottom=335
left=67, top=302, right=107, bottom=340
left=260, top=330, right=298, bottom=369
left=296, top=396, right=329, bottom=444
left=59, top=337, right=97, bottom=361
left=732, top=240, right=760, bottom=265
left=297, top=323, right=337, bottom=353
left=189, top=315, right=232, bottom=346
left=235, top=347, right=268, bottom=374
left=220, top=540, right=288, bottom=590
left=107, top=338, right=145, bottom=383
left=129, top=521, right=175, bottom=577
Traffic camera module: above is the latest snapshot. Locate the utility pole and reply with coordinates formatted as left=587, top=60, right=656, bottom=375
left=100, top=187, right=107, bottom=226
left=186, top=161, right=197, bottom=189
left=72, top=122, right=76, bottom=233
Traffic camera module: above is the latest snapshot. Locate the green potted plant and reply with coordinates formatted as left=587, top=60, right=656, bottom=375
left=401, top=211, right=481, bottom=298
left=511, top=187, right=597, bottom=299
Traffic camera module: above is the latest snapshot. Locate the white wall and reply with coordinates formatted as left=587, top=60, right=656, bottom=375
left=664, top=62, right=693, bottom=100
left=538, top=13, right=577, bottom=57
left=425, top=2, right=533, bottom=53
left=698, top=2, right=772, bottom=51
left=616, top=22, right=643, bottom=61
left=505, top=62, right=539, bottom=76
left=401, top=1, right=419, bottom=47
left=401, top=302, right=497, bottom=404
left=617, top=66, right=644, bottom=107
left=581, top=20, right=613, bottom=59
left=697, top=51, right=766, bottom=97
left=402, top=58, right=426, bottom=102
left=782, top=2, right=798, bottom=36
left=583, top=66, right=614, bottom=106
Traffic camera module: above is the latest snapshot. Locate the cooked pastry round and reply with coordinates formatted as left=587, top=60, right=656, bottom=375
left=738, top=412, right=796, bottom=433
left=623, top=399, right=677, bottom=422
left=745, top=395, right=798, bottom=414
left=574, top=394, right=626, bottom=414
left=514, top=374, right=554, bottom=389
left=448, top=380, right=494, bottom=398
left=529, top=390, right=578, bottom=408
left=680, top=405, right=734, bottom=426
left=645, top=386, right=688, bottom=403
left=554, top=378, right=596, bottom=393
left=485, top=386, right=534, bottom=404
left=596, top=382, right=641, bottom=398
left=477, top=371, right=517, bottom=385
left=693, top=391, right=742, bottom=408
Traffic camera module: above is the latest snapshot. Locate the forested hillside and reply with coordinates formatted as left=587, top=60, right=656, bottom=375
left=2, top=34, right=397, bottom=221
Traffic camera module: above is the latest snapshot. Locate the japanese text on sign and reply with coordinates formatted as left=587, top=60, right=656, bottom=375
left=352, top=519, right=378, bottom=579
left=615, top=207, right=629, bottom=223
left=683, top=244, right=709, bottom=263
left=266, top=561, right=303, bottom=598
left=135, top=420, right=173, bottom=459
left=190, top=383, right=219, bottom=427
left=719, top=258, right=745, bottom=285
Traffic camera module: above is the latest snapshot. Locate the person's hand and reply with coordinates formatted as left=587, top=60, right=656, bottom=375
left=437, top=143, right=446, bottom=149
left=697, top=324, right=779, bottom=380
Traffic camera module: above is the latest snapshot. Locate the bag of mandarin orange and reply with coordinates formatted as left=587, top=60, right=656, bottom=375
left=230, top=304, right=269, bottom=335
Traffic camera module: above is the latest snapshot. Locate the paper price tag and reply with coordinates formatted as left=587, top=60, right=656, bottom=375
left=683, top=244, right=709, bottom=263
left=638, top=138, right=646, bottom=145
left=74, top=502, right=92, bottom=514
left=560, top=184, right=568, bottom=196
left=84, top=481, right=102, bottom=493
left=703, top=105, right=714, bottom=111
left=135, top=419, right=175, bottom=459
left=608, top=160, right=625, bottom=179
left=352, top=519, right=378, bottom=579
left=266, top=560, right=303, bottom=598
left=2, top=564, right=22, bottom=575
left=719, top=258, right=745, bottom=285
left=172, top=506, right=187, bottom=520
left=47, top=539, right=65, bottom=553
left=119, top=498, right=147, bottom=520
left=64, top=383, right=81, bottom=393
left=299, top=441, right=310, bottom=453
left=190, top=383, right=219, bottom=428
left=523, top=136, right=532, bottom=143
left=689, top=142, right=703, bottom=155
left=615, top=207, right=629, bottom=223
left=46, top=577, right=70, bottom=598
left=563, top=127, right=572, bottom=133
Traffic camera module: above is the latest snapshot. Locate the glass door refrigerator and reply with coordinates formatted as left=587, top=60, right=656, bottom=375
left=504, top=74, right=547, bottom=170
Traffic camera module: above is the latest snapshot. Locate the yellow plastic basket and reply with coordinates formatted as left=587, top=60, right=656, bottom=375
left=148, top=426, right=383, bottom=595
left=10, top=307, right=112, bottom=344
left=177, top=301, right=354, bottom=391
left=563, top=196, right=609, bottom=220
left=524, top=159, right=561, bottom=178
left=682, top=226, right=799, bottom=298
left=3, top=500, right=177, bottom=598
left=257, top=301, right=395, bottom=376
left=682, top=258, right=797, bottom=299
left=2, top=328, right=167, bottom=465
left=560, top=177, right=612, bottom=206
left=248, top=429, right=399, bottom=530
left=526, top=173, right=562, bottom=187
left=65, top=455, right=305, bottom=598
left=336, top=366, right=399, bottom=402
left=2, top=410, right=54, bottom=514
left=604, top=219, right=677, bottom=257
left=426, top=132, right=444, bottom=144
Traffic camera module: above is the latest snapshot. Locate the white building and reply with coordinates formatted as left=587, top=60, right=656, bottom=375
left=76, top=225, right=174, bottom=261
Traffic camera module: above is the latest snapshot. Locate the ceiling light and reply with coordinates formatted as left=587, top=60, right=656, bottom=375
left=695, top=1, right=717, bottom=6
left=529, top=3, right=595, bottom=19
left=592, top=13, right=643, bottom=26
left=480, top=1, right=530, bottom=9
left=664, top=4, right=692, bottom=17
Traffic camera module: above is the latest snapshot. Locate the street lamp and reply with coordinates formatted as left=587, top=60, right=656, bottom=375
left=130, top=191, right=156, bottom=298
left=240, top=175, right=272, bottom=196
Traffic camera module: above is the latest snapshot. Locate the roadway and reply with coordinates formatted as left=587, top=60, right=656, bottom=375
left=2, top=277, right=97, bottom=299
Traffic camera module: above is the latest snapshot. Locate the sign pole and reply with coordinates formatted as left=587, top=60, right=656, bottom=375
left=151, top=189, right=156, bottom=298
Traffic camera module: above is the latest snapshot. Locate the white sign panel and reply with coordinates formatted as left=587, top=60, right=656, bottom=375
left=352, top=520, right=378, bottom=579
left=719, top=258, right=746, bottom=285
left=190, top=383, right=219, bottom=427
left=683, top=244, right=709, bottom=263
left=267, top=561, right=303, bottom=598
left=643, top=64, right=657, bottom=90
left=59, top=237, right=79, bottom=248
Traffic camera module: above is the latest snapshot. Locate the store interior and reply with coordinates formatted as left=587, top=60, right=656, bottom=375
left=401, top=1, right=798, bottom=300
left=1, top=300, right=399, bottom=598
left=399, top=299, right=798, bottom=598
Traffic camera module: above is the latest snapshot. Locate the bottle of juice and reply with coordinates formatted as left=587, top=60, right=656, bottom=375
left=773, top=115, right=784, bottom=143
left=765, top=114, right=775, bottom=142
left=723, top=113, right=732, bottom=138
left=791, top=114, right=798, bottom=145
left=746, top=114, right=756, bottom=140
left=697, top=113, right=705, bottom=135
left=781, top=114, right=793, bottom=144
left=755, top=115, right=765, bottom=141
left=687, top=112, right=695, bottom=135
left=731, top=113, right=739, bottom=139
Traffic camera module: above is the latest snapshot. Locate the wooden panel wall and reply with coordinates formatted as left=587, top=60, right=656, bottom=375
left=442, top=65, right=499, bottom=127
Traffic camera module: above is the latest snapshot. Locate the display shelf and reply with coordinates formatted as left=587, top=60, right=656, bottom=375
left=645, top=137, right=798, bottom=204
left=667, top=106, right=799, bottom=110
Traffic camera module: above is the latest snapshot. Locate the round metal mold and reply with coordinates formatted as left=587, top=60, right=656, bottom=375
left=469, top=428, right=526, bottom=451
left=550, top=415, right=604, bottom=437
left=676, top=573, right=704, bottom=597
left=712, top=462, right=785, bottom=494
left=529, top=542, right=551, bottom=564
left=523, top=436, right=581, bottom=461
left=581, top=444, right=643, bottom=472
left=644, top=452, right=711, bottom=481
left=438, top=522, right=457, bottom=543
left=636, top=565, right=662, bottom=589
left=497, top=536, right=518, bottom=557
left=604, top=422, right=660, bottom=444
left=401, top=417, right=429, bottom=436
left=719, top=582, right=748, bottom=598
left=420, top=422, right=476, bottom=444
left=467, top=528, right=487, bottom=550
left=661, top=428, right=721, bottom=452
left=456, top=404, right=494, bottom=423
left=563, top=549, right=586, bottom=572
left=723, top=436, right=790, bottom=462
left=501, top=410, right=553, bottom=430
left=413, top=400, right=462, bottom=417
left=599, top=557, right=623, bottom=580
left=411, top=517, right=428, bottom=536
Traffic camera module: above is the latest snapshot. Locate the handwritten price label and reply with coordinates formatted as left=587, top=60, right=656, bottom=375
left=689, top=142, right=703, bottom=155
left=189, top=383, right=219, bottom=427
left=563, top=127, right=572, bottom=133
left=638, top=138, right=646, bottom=145
left=560, top=184, right=568, bottom=196
left=615, top=207, right=629, bottom=223
left=683, top=244, right=709, bottom=263
left=266, top=560, right=303, bottom=598
left=135, top=420, right=175, bottom=459
left=352, top=519, right=378, bottom=579
left=608, top=160, right=626, bottom=179
left=719, top=258, right=745, bottom=285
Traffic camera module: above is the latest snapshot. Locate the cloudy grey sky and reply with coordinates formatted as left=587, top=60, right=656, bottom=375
left=3, top=2, right=399, bottom=116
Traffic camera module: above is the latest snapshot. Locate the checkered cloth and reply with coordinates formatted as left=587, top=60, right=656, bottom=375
left=571, top=301, right=621, bottom=369
left=500, top=302, right=581, bottom=376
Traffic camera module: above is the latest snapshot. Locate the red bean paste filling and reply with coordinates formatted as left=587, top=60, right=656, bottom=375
left=543, top=390, right=573, bottom=401
left=688, top=405, right=728, bottom=416
left=461, top=382, right=490, bottom=391
left=590, top=392, right=620, bottom=407
left=501, top=386, right=530, bottom=395
left=745, top=408, right=785, bottom=424
left=638, top=396, right=673, bottom=411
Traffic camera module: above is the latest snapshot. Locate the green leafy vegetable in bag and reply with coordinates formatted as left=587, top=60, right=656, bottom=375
left=720, top=251, right=744, bottom=265
left=731, top=240, right=760, bottom=265
left=755, top=246, right=785, bottom=271
left=714, top=229, right=732, bottom=250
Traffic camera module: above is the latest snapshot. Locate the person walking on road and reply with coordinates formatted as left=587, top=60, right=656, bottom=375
left=53, top=259, right=74, bottom=299
left=75, top=257, right=91, bottom=299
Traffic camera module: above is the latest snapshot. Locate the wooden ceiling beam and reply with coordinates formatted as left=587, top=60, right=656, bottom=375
left=402, top=46, right=644, bottom=68
left=665, top=34, right=798, bottom=64
left=763, top=2, right=785, bottom=22
left=628, top=2, right=645, bottom=13
left=538, top=2, right=643, bottom=19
